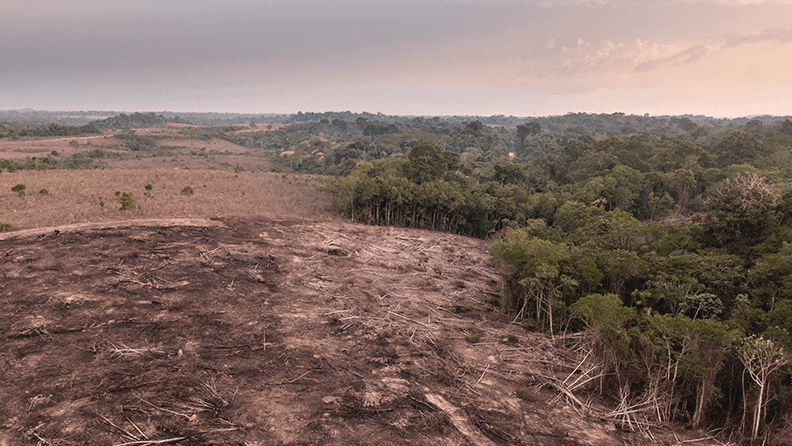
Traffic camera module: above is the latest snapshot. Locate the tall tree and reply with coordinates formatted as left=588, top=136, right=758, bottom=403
left=702, top=172, right=779, bottom=248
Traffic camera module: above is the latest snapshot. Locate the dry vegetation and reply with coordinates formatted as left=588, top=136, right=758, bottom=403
left=0, top=126, right=270, bottom=171
left=0, top=169, right=329, bottom=231
left=0, top=132, right=724, bottom=445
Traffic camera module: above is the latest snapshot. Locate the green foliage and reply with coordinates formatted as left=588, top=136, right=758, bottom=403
left=1, top=155, right=101, bottom=171
left=465, top=334, right=481, bottom=343
left=711, top=131, right=769, bottom=167
left=701, top=172, right=779, bottom=248
left=0, top=122, right=100, bottom=138
left=489, top=231, right=581, bottom=335
left=0, top=222, right=13, bottom=232
left=89, top=112, right=185, bottom=129
left=571, top=293, right=634, bottom=329
left=115, top=129, right=158, bottom=152
left=39, top=188, right=49, bottom=195
left=11, top=184, right=25, bottom=197
left=403, top=141, right=450, bottom=184
left=515, top=389, right=539, bottom=402
left=181, top=186, right=194, bottom=195
left=115, top=191, right=136, bottom=211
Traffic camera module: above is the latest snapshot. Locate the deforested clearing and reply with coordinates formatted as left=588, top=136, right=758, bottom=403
left=0, top=170, right=717, bottom=445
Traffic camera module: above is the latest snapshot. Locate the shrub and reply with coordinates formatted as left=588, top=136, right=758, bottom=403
left=115, top=191, right=136, bottom=211
left=11, top=184, right=25, bottom=197
left=0, top=222, right=13, bottom=232
left=181, top=186, right=194, bottom=195
left=515, top=389, right=539, bottom=402
left=39, top=188, right=49, bottom=195
left=465, top=334, right=481, bottom=343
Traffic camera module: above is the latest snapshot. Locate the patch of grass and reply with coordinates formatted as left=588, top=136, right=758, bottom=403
left=181, top=186, right=194, bottom=195
left=0, top=222, right=13, bottom=232
left=465, top=334, right=481, bottom=343
left=516, top=389, right=539, bottom=403
left=449, top=305, right=470, bottom=314
left=39, top=188, right=49, bottom=195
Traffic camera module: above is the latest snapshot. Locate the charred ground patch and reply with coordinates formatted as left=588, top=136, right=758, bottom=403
left=0, top=218, right=711, bottom=445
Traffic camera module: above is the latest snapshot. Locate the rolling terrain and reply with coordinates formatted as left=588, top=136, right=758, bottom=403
left=0, top=130, right=724, bottom=445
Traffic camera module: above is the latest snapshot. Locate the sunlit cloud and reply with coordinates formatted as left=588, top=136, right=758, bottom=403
left=721, top=27, right=792, bottom=49
left=633, top=44, right=709, bottom=72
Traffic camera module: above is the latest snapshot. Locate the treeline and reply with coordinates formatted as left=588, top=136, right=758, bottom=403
left=0, top=122, right=101, bottom=139
left=220, top=112, right=792, bottom=181
left=323, top=129, right=792, bottom=235
left=321, top=133, right=792, bottom=443
left=0, top=154, right=102, bottom=171
left=89, top=112, right=192, bottom=129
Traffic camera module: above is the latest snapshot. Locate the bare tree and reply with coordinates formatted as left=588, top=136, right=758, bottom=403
left=736, top=335, right=788, bottom=442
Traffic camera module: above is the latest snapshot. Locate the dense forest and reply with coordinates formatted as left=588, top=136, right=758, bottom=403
left=2, top=110, right=791, bottom=443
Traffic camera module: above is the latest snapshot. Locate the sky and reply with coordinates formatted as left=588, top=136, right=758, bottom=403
left=2, top=0, right=792, bottom=117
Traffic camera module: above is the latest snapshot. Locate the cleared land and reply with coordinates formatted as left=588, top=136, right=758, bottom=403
left=0, top=169, right=328, bottom=231
left=0, top=133, right=719, bottom=445
left=0, top=126, right=271, bottom=171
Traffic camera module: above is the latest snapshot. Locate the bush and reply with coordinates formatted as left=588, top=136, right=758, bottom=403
left=0, top=222, right=13, bottom=232
left=39, top=188, right=49, bottom=195
left=115, top=191, right=136, bottom=211
left=11, top=184, right=25, bottom=197
left=181, top=186, right=194, bottom=195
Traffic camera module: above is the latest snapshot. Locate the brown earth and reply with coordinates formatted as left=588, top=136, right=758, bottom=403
left=0, top=169, right=327, bottom=231
left=1, top=216, right=720, bottom=446
left=0, top=126, right=272, bottom=171
left=0, top=155, right=721, bottom=445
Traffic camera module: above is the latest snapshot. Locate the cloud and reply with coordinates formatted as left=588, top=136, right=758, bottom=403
left=545, top=37, right=556, bottom=49
left=721, top=27, right=792, bottom=49
left=508, top=0, right=792, bottom=6
left=633, top=44, right=709, bottom=72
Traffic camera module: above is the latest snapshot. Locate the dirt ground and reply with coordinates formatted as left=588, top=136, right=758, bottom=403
left=0, top=169, right=328, bottom=231
left=0, top=133, right=722, bottom=445
left=0, top=126, right=270, bottom=171
left=0, top=215, right=722, bottom=445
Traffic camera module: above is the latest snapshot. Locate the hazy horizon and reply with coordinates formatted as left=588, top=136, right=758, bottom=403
left=3, top=0, right=791, bottom=119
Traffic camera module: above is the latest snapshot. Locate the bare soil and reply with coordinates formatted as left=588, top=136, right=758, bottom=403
left=0, top=217, right=721, bottom=445
left=0, top=157, right=720, bottom=445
